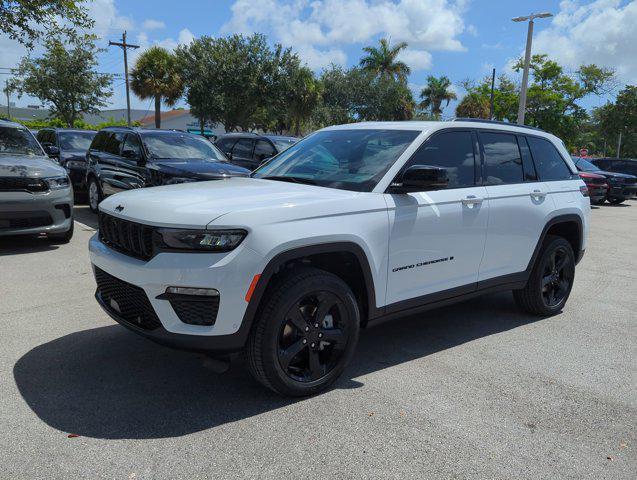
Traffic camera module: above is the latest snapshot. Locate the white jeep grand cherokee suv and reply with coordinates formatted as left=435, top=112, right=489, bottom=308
left=89, top=120, right=590, bottom=396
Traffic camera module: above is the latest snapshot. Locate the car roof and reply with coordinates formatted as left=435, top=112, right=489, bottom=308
left=44, top=128, right=96, bottom=133
left=0, top=119, right=28, bottom=129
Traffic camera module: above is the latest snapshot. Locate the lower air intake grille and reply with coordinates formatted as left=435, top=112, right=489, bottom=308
left=94, top=267, right=161, bottom=330
left=169, top=296, right=220, bottom=326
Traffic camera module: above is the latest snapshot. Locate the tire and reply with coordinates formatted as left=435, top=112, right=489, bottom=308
left=246, top=267, right=360, bottom=397
left=88, top=177, right=102, bottom=213
left=48, top=221, right=74, bottom=244
left=591, top=197, right=606, bottom=205
left=513, top=235, right=575, bottom=316
left=608, top=197, right=625, bottom=205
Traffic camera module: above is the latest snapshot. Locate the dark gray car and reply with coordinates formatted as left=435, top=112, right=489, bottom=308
left=0, top=120, right=74, bottom=242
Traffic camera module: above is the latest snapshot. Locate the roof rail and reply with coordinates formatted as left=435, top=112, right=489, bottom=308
left=451, top=118, right=546, bottom=132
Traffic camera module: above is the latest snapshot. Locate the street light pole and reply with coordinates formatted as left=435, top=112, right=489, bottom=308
left=512, top=12, right=553, bottom=125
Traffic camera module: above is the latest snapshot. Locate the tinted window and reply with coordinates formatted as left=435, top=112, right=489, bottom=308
left=58, top=131, right=95, bottom=151
left=527, top=136, right=572, bottom=181
left=481, top=132, right=523, bottom=184
left=36, top=130, right=47, bottom=143
left=91, top=131, right=111, bottom=152
left=254, top=139, right=277, bottom=161
left=592, top=158, right=611, bottom=170
left=122, top=134, right=142, bottom=158
left=253, top=129, right=420, bottom=192
left=517, top=136, right=538, bottom=181
left=105, top=132, right=125, bottom=155
left=271, top=138, right=296, bottom=151
left=216, top=138, right=236, bottom=155
left=404, top=131, right=475, bottom=188
left=575, top=158, right=602, bottom=172
left=232, top=138, right=254, bottom=158
left=0, top=126, right=44, bottom=156
left=615, top=161, right=637, bottom=175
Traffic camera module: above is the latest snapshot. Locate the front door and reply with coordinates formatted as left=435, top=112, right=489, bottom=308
left=385, top=130, right=489, bottom=306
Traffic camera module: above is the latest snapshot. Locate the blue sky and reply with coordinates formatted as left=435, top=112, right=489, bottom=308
left=2, top=0, right=636, bottom=115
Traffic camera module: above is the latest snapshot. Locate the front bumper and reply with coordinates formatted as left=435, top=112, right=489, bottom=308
left=89, top=233, right=264, bottom=352
left=65, top=165, right=87, bottom=191
left=0, top=187, right=74, bottom=236
left=608, top=184, right=637, bottom=200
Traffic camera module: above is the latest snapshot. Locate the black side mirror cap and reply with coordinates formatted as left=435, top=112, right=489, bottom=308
left=390, top=165, right=449, bottom=193
left=45, top=145, right=60, bottom=157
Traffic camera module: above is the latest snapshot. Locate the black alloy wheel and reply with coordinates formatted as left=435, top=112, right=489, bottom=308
left=247, top=267, right=360, bottom=396
left=277, top=291, right=349, bottom=382
left=540, top=245, right=572, bottom=308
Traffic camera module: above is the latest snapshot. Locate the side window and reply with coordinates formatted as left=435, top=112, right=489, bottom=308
left=232, top=138, right=255, bottom=158
left=91, top=131, right=110, bottom=152
left=527, top=136, right=572, bottom=181
left=592, top=158, right=610, bottom=170
left=254, top=139, right=277, bottom=161
left=517, top=136, right=538, bottom=181
left=403, top=131, right=476, bottom=189
left=105, top=132, right=125, bottom=156
left=216, top=138, right=236, bottom=155
left=122, top=134, right=142, bottom=158
left=480, top=132, right=524, bottom=185
left=36, top=130, right=46, bottom=143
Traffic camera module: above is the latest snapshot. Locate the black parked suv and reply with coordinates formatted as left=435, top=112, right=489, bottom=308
left=573, top=157, right=637, bottom=204
left=85, top=127, right=250, bottom=213
left=590, top=157, right=637, bottom=177
left=36, top=128, right=96, bottom=194
left=215, top=133, right=297, bottom=170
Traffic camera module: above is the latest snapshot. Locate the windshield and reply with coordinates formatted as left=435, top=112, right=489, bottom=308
left=143, top=132, right=227, bottom=161
left=576, top=158, right=601, bottom=172
left=59, top=131, right=95, bottom=151
left=253, top=129, right=420, bottom=192
left=0, top=126, right=44, bottom=156
left=272, top=138, right=296, bottom=152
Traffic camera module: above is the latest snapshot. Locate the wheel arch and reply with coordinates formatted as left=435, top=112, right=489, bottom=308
left=527, top=214, right=584, bottom=271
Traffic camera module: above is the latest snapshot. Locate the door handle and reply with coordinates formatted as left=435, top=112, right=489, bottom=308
left=530, top=189, right=547, bottom=199
left=461, top=195, right=483, bottom=206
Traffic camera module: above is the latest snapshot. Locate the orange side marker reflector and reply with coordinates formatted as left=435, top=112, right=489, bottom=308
left=245, top=274, right=261, bottom=303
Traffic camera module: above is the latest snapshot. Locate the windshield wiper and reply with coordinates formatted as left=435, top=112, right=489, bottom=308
left=260, top=175, right=317, bottom=185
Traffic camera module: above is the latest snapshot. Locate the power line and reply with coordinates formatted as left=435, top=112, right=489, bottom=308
left=108, top=31, right=139, bottom=126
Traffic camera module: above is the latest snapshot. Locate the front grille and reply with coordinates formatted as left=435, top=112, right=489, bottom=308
left=98, top=212, right=155, bottom=260
left=0, top=211, right=52, bottom=230
left=169, top=296, right=220, bottom=326
left=94, top=267, right=161, bottom=330
left=0, top=177, right=48, bottom=192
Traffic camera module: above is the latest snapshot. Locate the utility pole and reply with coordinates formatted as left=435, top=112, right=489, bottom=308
left=489, top=68, right=496, bottom=120
left=512, top=12, right=553, bottom=125
left=109, top=31, right=139, bottom=126
left=617, top=131, right=622, bottom=158
left=5, top=79, right=10, bottom=118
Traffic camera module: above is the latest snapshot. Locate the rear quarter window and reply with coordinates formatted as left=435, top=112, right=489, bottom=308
left=526, top=136, right=573, bottom=181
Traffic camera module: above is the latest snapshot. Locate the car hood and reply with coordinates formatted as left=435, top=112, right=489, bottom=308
left=0, top=154, right=67, bottom=177
left=99, top=177, right=360, bottom=228
left=149, top=159, right=250, bottom=179
left=594, top=170, right=636, bottom=180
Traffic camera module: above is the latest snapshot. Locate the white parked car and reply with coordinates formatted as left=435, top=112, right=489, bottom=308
left=89, top=120, right=590, bottom=396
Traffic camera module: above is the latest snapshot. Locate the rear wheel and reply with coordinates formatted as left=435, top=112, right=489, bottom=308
left=88, top=177, right=102, bottom=213
left=514, top=235, right=575, bottom=316
left=247, top=267, right=360, bottom=396
left=608, top=197, right=625, bottom=205
left=591, top=197, right=606, bottom=205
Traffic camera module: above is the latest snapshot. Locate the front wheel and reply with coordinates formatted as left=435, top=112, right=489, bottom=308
left=608, top=197, right=625, bottom=205
left=48, top=221, right=74, bottom=244
left=88, top=177, right=102, bottom=213
left=513, top=235, right=575, bottom=316
left=246, top=267, right=360, bottom=397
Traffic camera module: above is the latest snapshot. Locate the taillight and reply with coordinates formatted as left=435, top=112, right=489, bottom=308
left=579, top=185, right=589, bottom=197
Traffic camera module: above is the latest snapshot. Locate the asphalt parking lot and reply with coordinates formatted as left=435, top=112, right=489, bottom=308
left=1, top=202, right=635, bottom=479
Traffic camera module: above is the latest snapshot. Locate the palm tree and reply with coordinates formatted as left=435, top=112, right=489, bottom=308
left=130, top=46, right=183, bottom=128
left=360, top=38, right=410, bottom=82
left=419, top=75, right=457, bottom=118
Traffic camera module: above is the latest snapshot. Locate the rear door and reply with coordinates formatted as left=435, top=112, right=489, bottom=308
left=253, top=139, right=277, bottom=167
left=98, top=132, right=131, bottom=196
left=385, top=129, right=489, bottom=305
left=477, top=131, right=555, bottom=283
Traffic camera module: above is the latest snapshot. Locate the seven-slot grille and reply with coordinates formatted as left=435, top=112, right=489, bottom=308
left=98, top=212, right=155, bottom=260
left=0, top=177, right=48, bottom=192
left=94, top=267, right=161, bottom=330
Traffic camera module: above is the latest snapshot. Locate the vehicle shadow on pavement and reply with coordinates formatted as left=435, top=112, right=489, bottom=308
left=0, top=235, right=59, bottom=256
left=13, top=292, right=542, bottom=440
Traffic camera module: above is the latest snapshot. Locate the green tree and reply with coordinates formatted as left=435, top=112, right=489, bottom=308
left=593, top=85, right=637, bottom=157
left=419, top=76, right=457, bottom=117
left=360, top=38, right=410, bottom=82
left=11, top=34, right=112, bottom=127
left=130, top=46, right=183, bottom=128
left=286, top=66, right=323, bottom=136
left=459, top=75, right=518, bottom=122
left=0, top=0, right=93, bottom=49
left=455, top=92, right=490, bottom=119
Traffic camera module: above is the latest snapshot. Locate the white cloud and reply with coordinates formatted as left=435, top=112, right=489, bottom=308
left=533, top=0, right=637, bottom=83
left=222, top=0, right=468, bottom=71
left=397, top=48, right=433, bottom=71
left=142, top=19, right=166, bottom=31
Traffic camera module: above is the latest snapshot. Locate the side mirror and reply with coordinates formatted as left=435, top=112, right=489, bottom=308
left=44, top=145, right=60, bottom=158
left=121, top=149, right=139, bottom=160
left=392, top=165, right=449, bottom=193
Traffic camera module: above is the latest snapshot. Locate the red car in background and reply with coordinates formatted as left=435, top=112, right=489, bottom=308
left=578, top=171, right=608, bottom=205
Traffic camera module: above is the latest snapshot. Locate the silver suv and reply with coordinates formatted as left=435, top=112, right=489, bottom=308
left=0, top=120, right=74, bottom=242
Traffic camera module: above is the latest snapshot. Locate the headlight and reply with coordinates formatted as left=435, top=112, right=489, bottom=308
left=45, top=175, right=70, bottom=189
left=158, top=228, right=247, bottom=251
